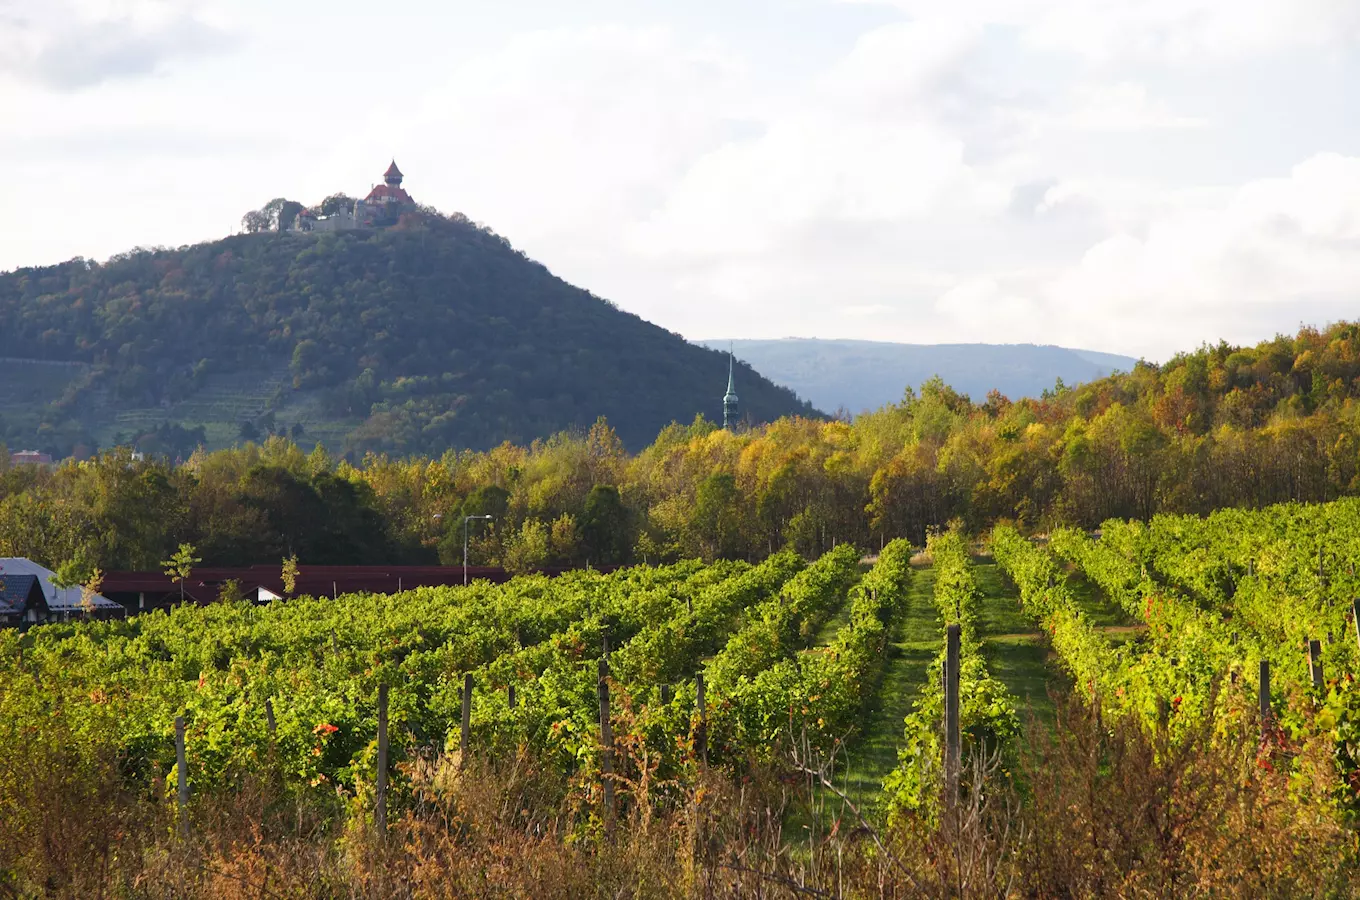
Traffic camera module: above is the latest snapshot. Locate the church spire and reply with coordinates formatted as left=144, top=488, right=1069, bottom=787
left=722, top=346, right=739, bottom=430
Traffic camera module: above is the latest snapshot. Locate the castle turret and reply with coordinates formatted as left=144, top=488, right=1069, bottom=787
left=366, top=160, right=414, bottom=208
left=722, top=350, right=739, bottom=430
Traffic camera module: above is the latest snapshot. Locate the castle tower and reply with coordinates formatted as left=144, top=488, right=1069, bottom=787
left=366, top=160, right=414, bottom=210
left=722, top=349, right=739, bottom=430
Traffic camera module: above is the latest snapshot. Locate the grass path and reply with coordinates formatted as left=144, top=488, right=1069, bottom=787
left=826, top=551, right=1139, bottom=816
left=973, top=558, right=1064, bottom=728
left=812, top=583, right=857, bottom=645
left=1064, top=566, right=1139, bottom=630
left=839, top=563, right=941, bottom=810
left=973, top=555, right=1145, bottom=732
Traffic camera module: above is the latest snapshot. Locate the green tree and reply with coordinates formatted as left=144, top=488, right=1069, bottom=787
left=162, top=543, right=202, bottom=603
left=216, top=578, right=244, bottom=604
left=690, top=473, right=747, bottom=561
left=503, top=518, right=550, bottom=574
left=459, top=485, right=510, bottom=520
left=549, top=513, right=580, bottom=565
left=581, top=484, right=629, bottom=565
left=51, top=557, right=105, bottom=618
left=50, top=556, right=95, bottom=592
left=317, top=194, right=355, bottom=217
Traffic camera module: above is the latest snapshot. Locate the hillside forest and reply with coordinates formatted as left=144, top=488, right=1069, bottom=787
left=5, top=320, right=1360, bottom=575
left=0, top=211, right=812, bottom=457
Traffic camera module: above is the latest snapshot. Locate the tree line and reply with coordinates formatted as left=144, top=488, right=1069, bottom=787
left=3, top=320, right=1360, bottom=575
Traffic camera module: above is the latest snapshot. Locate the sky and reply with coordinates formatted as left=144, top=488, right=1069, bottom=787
left=2, top=0, right=1359, bottom=362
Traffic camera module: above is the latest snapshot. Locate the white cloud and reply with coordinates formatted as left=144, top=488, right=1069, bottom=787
left=936, top=277, right=1041, bottom=325
left=627, top=116, right=1006, bottom=259
left=0, top=0, right=236, bottom=89
left=624, top=18, right=1014, bottom=261
left=391, top=26, right=752, bottom=252
left=840, top=0, right=1360, bottom=62
left=843, top=304, right=893, bottom=317
left=1055, top=82, right=1206, bottom=132
left=815, top=17, right=983, bottom=110
left=984, top=154, right=1360, bottom=355
left=440, top=17, right=1358, bottom=360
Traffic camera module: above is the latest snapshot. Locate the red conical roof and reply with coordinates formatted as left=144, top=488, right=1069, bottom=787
left=384, top=160, right=402, bottom=179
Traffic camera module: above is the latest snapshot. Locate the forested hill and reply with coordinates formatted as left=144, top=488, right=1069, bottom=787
left=0, top=213, right=815, bottom=456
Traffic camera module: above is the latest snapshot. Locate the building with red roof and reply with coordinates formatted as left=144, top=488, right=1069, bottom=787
left=288, top=161, right=415, bottom=233
left=364, top=160, right=414, bottom=207
left=10, top=450, right=53, bottom=466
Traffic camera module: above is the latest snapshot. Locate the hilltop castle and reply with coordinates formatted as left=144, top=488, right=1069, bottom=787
left=288, top=161, right=415, bottom=233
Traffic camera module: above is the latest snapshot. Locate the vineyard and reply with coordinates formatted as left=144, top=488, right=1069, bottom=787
left=4, top=505, right=1360, bottom=896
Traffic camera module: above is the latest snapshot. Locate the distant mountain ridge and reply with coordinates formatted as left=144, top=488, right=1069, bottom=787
left=0, top=213, right=815, bottom=458
left=697, top=339, right=1140, bottom=415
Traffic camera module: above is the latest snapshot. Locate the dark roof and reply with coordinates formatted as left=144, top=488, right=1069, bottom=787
left=99, top=563, right=620, bottom=605
left=0, top=557, right=122, bottom=612
left=365, top=184, right=413, bottom=204
left=384, top=160, right=402, bottom=179
left=0, top=574, right=43, bottom=616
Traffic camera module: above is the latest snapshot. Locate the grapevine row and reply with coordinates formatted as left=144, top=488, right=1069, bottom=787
left=884, top=529, right=1017, bottom=817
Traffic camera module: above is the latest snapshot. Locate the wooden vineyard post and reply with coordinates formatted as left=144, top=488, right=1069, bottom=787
left=264, top=698, right=276, bottom=734
left=1308, top=639, right=1324, bottom=690
left=1259, top=660, right=1272, bottom=733
left=376, top=683, right=389, bottom=839
left=598, top=657, right=615, bottom=834
left=944, top=624, right=961, bottom=804
left=1353, top=600, right=1360, bottom=653
left=660, top=683, right=672, bottom=705
left=1157, top=698, right=1170, bottom=729
left=175, top=716, right=189, bottom=838
left=460, top=673, right=473, bottom=768
left=695, top=672, right=708, bottom=765
left=507, top=684, right=516, bottom=709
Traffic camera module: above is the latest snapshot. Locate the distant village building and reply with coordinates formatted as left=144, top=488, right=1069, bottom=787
left=0, top=558, right=124, bottom=627
left=9, top=450, right=52, bottom=466
left=0, top=574, right=46, bottom=627
left=288, top=160, right=416, bottom=233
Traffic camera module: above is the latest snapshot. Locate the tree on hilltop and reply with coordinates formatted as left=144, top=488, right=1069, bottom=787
left=241, top=197, right=304, bottom=233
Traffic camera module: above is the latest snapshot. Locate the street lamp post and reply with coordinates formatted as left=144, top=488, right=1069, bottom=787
left=463, top=515, right=493, bottom=586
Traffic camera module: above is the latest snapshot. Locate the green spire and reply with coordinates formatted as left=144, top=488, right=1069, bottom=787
left=722, top=347, right=738, bottom=430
